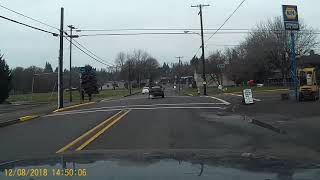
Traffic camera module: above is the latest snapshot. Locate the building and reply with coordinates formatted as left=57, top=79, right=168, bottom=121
left=102, top=81, right=125, bottom=90
left=298, top=50, right=320, bottom=68
left=194, top=72, right=235, bottom=88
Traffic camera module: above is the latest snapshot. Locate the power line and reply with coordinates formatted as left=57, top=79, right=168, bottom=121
left=189, top=0, right=246, bottom=60
left=79, top=32, right=203, bottom=37
left=64, top=36, right=114, bottom=67
left=0, top=4, right=59, bottom=31
left=70, top=39, right=112, bottom=67
left=0, top=15, right=58, bottom=36
left=72, top=39, right=114, bottom=66
left=77, top=31, right=291, bottom=37
left=191, top=47, right=202, bottom=59
left=204, top=0, right=247, bottom=46
left=76, top=28, right=251, bottom=32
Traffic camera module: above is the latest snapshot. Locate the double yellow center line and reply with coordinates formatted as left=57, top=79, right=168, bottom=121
left=56, top=109, right=130, bottom=153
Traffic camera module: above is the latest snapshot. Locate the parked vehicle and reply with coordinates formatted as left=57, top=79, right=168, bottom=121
left=142, top=87, right=149, bottom=94
left=298, top=67, right=320, bottom=101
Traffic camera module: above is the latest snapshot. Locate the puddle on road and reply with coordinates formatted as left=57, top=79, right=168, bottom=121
left=200, top=112, right=286, bottom=135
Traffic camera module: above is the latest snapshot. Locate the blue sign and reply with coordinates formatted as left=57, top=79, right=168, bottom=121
left=282, top=5, right=299, bottom=31
left=217, top=64, right=225, bottom=69
left=80, top=67, right=86, bottom=73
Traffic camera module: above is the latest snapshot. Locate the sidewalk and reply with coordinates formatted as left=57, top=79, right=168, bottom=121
left=0, top=103, right=55, bottom=123
left=0, top=101, right=86, bottom=125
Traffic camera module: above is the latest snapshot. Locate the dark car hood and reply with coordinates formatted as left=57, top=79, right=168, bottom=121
left=0, top=150, right=319, bottom=180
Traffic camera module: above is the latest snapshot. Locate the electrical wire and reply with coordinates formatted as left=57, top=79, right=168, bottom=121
left=64, top=36, right=114, bottom=67
left=72, top=39, right=114, bottom=66
left=204, top=0, right=247, bottom=46
left=78, top=32, right=201, bottom=37
left=76, top=28, right=251, bottom=32
left=0, top=4, right=59, bottom=31
left=70, top=39, right=112, bottom=67
left=78, top=31, right=320, bottom=37
left=0, top=15, right=58, bottom=36
left=189, top=0, right=246, bottom=60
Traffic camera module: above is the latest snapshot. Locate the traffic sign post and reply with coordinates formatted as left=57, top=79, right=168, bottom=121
left=282, top=5, right=299, bottom=100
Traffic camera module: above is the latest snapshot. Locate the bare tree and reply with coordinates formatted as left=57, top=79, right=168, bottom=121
left=226, top=16, right=319, bottom=84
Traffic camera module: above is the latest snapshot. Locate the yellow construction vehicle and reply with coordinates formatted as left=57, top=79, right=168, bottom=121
left=298, top=67, right=320, bottom=101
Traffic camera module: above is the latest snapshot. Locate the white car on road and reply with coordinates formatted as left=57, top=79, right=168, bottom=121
left=142, top=87, right=149, bottom=94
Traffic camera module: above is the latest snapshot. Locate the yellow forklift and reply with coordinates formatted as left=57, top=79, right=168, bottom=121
left=298, top=67, right=320, bottom=101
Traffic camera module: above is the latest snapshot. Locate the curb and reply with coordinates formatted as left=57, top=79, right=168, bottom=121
left=54, top=102, right=96, bottom=113
left=224, top=88, right=289, bottom=95
left=0, top=115, right=40, bottom=128
left=123, top=91, right=140, bottom=97
left=19, top=115, right=40, bottom=122
left=0, top=101, right=99, bottom=128
left=0, top=119, right=20, bottom=128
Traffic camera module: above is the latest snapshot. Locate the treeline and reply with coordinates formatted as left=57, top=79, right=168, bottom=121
left=10, top=50, right=194, bottom=94
left=11, top=62, right=115, bottom=94
left=191, top=17, right=319, bottom=85
left=11, top=16, right=317, bottom=94
left=113, top=50, right=193, bottom=86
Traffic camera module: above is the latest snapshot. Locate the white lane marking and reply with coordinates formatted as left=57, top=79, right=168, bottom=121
left=54, top=102, right=227, bottom=114
left=200, top=96, right=231, bottom=105
left=45, top=106, right=226, bottom=117
left=102, top=95, right=194, bottom=102
left=228, top=93, right=262, bottom=102
left=101, top=97, right=143, bottom=102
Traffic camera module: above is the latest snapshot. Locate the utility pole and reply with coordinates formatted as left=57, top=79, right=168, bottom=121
left=58, top=7, right=64, bottom=109
left=191, top=4, right=209, bottom=95
left=67, top=25, right=78, bottom=103
left=176, top=56, right=183, bottom=93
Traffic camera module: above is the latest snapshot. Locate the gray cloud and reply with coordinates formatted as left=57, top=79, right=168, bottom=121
left=0, top=0, right=319, bottom=69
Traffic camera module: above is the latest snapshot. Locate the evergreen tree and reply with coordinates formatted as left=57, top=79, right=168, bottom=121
left=0, top=54, right=12, bottom=103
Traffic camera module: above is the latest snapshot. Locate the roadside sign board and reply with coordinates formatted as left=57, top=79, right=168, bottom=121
left=80, top=67, right=86, bottom=74
left=217, top=64, right=225, bottom=69
left=243, top=89, right=254, bottom=104
left=282, top=5, right=299, bottom=31
left=80, top=66, right=96, bottom=76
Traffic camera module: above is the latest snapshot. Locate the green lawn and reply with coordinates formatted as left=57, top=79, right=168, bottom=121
left=184, top=86, right=288, bottom=96
left=8, top=88, right=140, bottom=104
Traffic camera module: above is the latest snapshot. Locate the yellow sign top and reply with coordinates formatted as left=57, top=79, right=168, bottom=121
left=285, top=7, right=297, bottom=20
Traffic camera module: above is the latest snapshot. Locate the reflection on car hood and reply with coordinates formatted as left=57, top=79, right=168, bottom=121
left=0, top=150, right=319, bottom=180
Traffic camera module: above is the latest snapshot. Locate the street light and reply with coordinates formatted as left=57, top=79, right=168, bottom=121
left=184, top=31, right=201, bottom=36
left=67, top=25, right=79, bottom=103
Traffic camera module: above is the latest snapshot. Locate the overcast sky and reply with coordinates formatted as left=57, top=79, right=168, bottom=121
left=0, top=0, right=319, bottom=70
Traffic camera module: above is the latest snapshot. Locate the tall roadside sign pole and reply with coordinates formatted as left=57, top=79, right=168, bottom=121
left=58, top=7, right=64, bottom=109
left=191, top=4, right=209, bottom=96
left=282, top=5, right=299, bottom=100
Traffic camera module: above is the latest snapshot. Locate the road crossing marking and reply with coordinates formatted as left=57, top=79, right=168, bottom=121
left=52, top=102, right=227, bottom=114
left=200, top=96, right=231, bottom=105
left=46, top=106, right=226, bottom=117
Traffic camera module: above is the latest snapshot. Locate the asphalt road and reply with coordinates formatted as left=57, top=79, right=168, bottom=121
left=0, top=87, right=320, bottom=163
